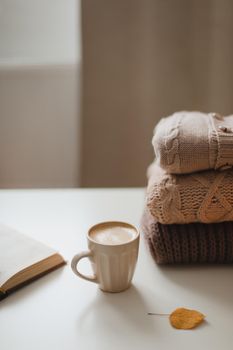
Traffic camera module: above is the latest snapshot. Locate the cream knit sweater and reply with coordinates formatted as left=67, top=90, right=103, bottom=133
left=152, top=111, right=233, bottom=174
left=147, top=162, right=233, bottom=224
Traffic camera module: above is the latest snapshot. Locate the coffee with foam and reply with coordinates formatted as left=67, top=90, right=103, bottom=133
left=90, top=223, right=136, bottom=245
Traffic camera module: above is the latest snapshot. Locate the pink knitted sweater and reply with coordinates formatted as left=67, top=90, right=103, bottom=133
left=152, top=111, right=233, bottom=174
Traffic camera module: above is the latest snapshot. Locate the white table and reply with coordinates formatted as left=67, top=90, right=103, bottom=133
left=0, top=189, right=233, bottom=350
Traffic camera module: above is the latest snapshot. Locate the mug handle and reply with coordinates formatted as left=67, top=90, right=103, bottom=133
left=71, top=251, right=98, bottom=283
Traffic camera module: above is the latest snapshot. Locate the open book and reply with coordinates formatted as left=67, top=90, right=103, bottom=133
left=0, top=224, right=65, bottom=300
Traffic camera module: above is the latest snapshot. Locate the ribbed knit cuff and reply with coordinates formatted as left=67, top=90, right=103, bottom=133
left=141, top=208, right=233, bottom=264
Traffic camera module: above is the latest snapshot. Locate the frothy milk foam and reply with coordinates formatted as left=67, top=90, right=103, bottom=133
left=90, top=225, right=136, bottom=245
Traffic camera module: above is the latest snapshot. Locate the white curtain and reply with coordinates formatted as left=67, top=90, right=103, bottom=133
left=0, top=0, right=81, bottom=188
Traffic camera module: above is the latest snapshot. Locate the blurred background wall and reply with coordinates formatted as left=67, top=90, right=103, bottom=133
left=0, top=0, right=81, bottom=187
left=1, top=0, right=233, bottom=188
left=81, top=0, right=233, bottom=187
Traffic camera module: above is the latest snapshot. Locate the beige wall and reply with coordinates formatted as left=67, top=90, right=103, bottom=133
left=81, top=0, right=233, bottom=187
left=2, top=0, right=233, bottom=188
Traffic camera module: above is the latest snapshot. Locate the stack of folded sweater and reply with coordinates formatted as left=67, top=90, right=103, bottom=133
left=142, top=111, right=233, bottom=264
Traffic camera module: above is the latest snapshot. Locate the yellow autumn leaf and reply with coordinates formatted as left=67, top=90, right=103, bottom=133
left=169, top=307, right=205, bottom=329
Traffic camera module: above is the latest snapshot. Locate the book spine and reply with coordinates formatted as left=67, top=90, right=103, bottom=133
left=0, top=290, right=7, bottom=301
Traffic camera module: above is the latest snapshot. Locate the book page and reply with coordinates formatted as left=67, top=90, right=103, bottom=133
left=0, top=224, right=56, bottom=287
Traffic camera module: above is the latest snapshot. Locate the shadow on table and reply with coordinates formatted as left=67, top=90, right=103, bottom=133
left=0, top=267, right=66, bottom=308
left=76, top=285, right=156, bottom=334
left=158, top=264, right=233, bottom=306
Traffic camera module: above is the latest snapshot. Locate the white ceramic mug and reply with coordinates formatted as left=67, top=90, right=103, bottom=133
left=71, top=221, right=140, bottom=293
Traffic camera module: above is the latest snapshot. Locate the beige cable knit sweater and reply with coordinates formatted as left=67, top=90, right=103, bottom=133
left=147, top=162, right=233, bottom=224
left=152, top=111, right=233, bottom=174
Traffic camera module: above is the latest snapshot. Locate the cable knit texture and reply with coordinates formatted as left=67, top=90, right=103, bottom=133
left=141, top=208, right=233, bottom=264
left=152, top=111, right=233, bottom=174
left=147, top=162, right=233, bottom=224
